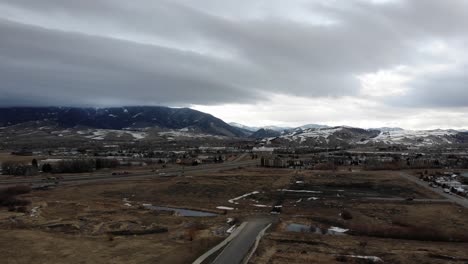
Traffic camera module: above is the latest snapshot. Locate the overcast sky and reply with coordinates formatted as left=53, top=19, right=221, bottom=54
left=1, top=0, right=468, bottom=129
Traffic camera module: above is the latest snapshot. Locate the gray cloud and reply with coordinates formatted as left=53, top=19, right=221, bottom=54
left=0, top=18, right=259, bottom=106
left=0, top=0, right=468, bottom=108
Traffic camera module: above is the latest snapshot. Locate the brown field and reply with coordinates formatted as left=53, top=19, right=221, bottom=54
left=0, top=167, right=468, bottom=263
left=0, top=152, right=45, bottom=163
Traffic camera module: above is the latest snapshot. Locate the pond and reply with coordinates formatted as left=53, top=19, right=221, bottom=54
left=286, top=223, right=347, bottom=235
left=461, top=172, right=468, bottom=177
left=145, top=205, right=219, bottom=217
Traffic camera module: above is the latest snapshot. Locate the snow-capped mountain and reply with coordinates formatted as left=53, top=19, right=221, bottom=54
left=268, top=127, right=379, bottom=146
left=363, top=129, right=463, bottom=147
left=229, top=122, right=329, bottom=133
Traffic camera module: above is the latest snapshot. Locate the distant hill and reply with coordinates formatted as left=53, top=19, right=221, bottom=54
left=228, top=122, right=258, bottom=132
left=299, top=124, right=330, bottom=130
left=249, top=128, right=281, bottom=139
left=0, top=106, right=246, bottom=137
left=229, top=122, right=329, bottom=133
left=267, top=126, right=468, bottom=148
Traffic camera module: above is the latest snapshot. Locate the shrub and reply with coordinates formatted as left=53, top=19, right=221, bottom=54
left=2, top=185, right=31, bottom=196
left=95, top=158, right=120, bottom=170
left=54, top=159, right=95, bottom=173
left=341, top=210, right=353, bottom=220
left=0, top=185, right=31, bottom=207
left=349, top=222, right=468, bottom=242
left=1, top=161, right=38, bottom=176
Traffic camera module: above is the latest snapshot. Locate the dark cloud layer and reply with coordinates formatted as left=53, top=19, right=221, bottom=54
left=0, top=0, right=468, bottom=108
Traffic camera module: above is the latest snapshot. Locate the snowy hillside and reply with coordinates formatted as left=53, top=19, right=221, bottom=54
left=265, top=126, right=468, bottom=147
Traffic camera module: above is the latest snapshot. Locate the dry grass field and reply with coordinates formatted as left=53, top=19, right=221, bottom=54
left=0, top=167, right=467, bottom=263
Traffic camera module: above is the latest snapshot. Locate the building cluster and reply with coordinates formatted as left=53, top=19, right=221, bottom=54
left=419, top=172, right=468, bottom=197
left=259, top=156, right=304, bottom=168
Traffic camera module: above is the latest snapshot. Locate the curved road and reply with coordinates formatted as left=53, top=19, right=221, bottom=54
left=212, top=217, right=274, bottom=264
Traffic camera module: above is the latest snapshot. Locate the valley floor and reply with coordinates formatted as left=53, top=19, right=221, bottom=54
left=1, top=167, right=468, bottom=263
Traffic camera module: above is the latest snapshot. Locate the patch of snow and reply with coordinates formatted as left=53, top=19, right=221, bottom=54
left=30, top=206, right=40, bottom=217
left=226, top=225, right=237, bottom=234
left=279, top=189, right=322, bottom=193
left=228, top=191, right=260, bottom=204
left=132, top=112, right=143, bottom=118
left=252, top=146, right=275, bottom=152
left=126, top=131, right=147, bottom=140
left=329, top=226, right=349, bottom=233
left=339, top=255, right=383, bottom=263
left=370, top=129, right=458, bottom=146
left=159, top=130, right=224, bottom=139
left=216, top=206, right=235, bottom=210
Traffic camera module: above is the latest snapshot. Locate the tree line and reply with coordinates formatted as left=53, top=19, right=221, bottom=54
left=1, top=158, right=121, bottom=176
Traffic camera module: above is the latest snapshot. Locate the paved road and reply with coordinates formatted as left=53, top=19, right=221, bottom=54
left=400, top=172, right=468, bottom=209
left=0, top=160, right=257, bottom=186
left=212, top=217, right=274, bottom=264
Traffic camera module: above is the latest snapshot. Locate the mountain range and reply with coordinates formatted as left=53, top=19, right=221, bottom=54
left=228, top=122, right=329, bottom=132
left=0, top=106, right=245, bottom=137
left=1, top=106, right=467, bottom=147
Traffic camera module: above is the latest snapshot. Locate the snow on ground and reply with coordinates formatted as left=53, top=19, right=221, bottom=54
left=122, top=198, right=132, bottom=207
left=216, top=206, right=235, bottom=210
left=226, top=225, right=237, bottom=234
left=132, top=112, right=143, bottom=118
left=158, top=130, right=224, bottom=139
left=281, top=127, right=343, bottom=143
left=364, top=129, right=458, bottom=146
left=339, top=255, right=383, bottom=263
left=328, top=226, right=349, bottom=233
left=126, top=131, right=147, bottom=140
left=228, top=191, right=260, bottom=204
left=277, top=126, right=459, bottom=146
left=279, top=189, right=322, bottom=193
left=81, top=129, right=147, bottom=140
left=30, top=206, right=40, bottom=218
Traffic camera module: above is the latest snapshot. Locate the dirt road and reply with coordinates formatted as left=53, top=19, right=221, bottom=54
left=400, top=172, right=468, bottom=209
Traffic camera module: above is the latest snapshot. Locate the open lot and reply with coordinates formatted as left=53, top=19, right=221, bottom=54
left=1, top=167, right=468, bottom=263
